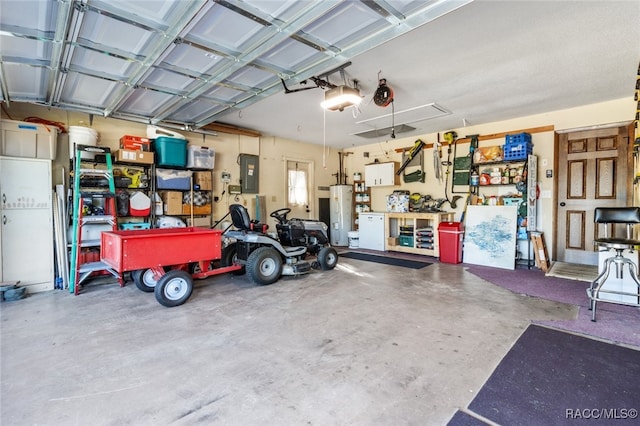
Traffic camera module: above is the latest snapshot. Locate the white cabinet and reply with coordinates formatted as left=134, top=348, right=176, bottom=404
left=1, top=157, right=54, bottom=293
left=358, top=213, right=385, bottom=251
left=365, top=162, right=400, bottom=187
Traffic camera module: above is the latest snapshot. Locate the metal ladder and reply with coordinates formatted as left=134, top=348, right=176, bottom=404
left=69, top=144, right=122, bottom=295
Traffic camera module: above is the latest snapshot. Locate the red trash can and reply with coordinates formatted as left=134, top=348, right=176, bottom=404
left=438, top=222, right=464, bottom=264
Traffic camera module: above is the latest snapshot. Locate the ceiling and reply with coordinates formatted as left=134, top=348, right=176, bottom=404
left=1, top=0, right=639, bottom=148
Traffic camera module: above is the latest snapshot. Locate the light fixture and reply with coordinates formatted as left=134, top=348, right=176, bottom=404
left=321, top=85, right=362, bottom=111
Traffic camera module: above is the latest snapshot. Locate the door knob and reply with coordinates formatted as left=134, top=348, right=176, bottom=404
left=560, top=202, right=566, bottom=206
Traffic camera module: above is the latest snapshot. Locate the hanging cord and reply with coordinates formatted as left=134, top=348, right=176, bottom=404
left=391, top=100, right=395, bottom=139
left=322, top=107, right=327, bottom=169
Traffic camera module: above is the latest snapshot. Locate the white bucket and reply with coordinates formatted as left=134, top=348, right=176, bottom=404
left=69, top=126, right=99, bottom=159
left=348, top=231, right=359, bottom=248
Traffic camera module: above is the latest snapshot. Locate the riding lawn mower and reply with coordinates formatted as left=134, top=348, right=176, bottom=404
left=221, top=204, right=338, bottom=285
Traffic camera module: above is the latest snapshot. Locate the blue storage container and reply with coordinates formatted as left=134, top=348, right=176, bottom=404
left=505, top=132, right=532, bottom=145
left=503, top=140, right=533, bottom=160
left=154, top=136, right=187, bottom=167
left=156, top=168, right=192, bottom=190
left=120, top=222, right=151, bottom=230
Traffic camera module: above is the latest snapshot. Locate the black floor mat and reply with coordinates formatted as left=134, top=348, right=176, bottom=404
left=465, top=325, right=640, bottom=425
left=339, top=252, right=432, bottom=269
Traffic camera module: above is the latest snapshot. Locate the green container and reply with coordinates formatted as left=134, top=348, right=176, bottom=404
left=154, top=136, right=187, bottom=167
left=399, top=235, right=414, bottom=247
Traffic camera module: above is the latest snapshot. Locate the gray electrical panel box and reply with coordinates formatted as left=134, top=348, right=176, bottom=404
left=239, top=153, right=259, bottom=194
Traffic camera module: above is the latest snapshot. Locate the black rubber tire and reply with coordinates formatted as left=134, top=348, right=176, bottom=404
left=132, top=269, right=160, bottom=293
left=189, top=261, right=215, bottom=275
left=317, top=247, right=338, bottom=270
left=154, top=270, right=193, bottom=307
left=246, top=246, right=282, bottom=285
left=221, top=242, right=246, bottom=275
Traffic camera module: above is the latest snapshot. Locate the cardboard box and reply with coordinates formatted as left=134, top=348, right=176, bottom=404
left=531, top=232, right=550, bottom=272
left=115, top=149, right=154, bottom=165
left=186, top=217, right=211, bottom=227
left=387, top=237, right=399, bottom=246
left=194, top=171, right=212, bottom=190
left=182, top=203, right=212, bottom=215
left=159, top=191, right=183, bottom=215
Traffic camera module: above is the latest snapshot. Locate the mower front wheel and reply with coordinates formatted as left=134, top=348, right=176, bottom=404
left=317, top=247, right=338, bottom=270
left=247, top=247, right=282, bottom=285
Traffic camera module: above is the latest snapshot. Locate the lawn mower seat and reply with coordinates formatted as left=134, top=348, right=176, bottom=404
left=229, top=204, right=268, bottom=233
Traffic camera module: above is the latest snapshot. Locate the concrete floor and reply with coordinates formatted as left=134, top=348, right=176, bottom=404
left=1, top=256, right=577, bottom=425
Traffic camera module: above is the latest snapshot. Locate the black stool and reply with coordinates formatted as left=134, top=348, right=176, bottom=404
left=587, top=207, right=640, bottom=321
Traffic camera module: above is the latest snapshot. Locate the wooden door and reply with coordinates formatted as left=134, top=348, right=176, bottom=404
left=556, top=125, right=632, bottom=264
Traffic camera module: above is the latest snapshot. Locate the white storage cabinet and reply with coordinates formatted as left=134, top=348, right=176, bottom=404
left=365, top=162, right=399, bottom=187
left=1, top=157, right=54, bottom=293
left=358, top=212, right=385, bottom=251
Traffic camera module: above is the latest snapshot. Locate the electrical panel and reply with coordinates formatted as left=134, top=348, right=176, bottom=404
left=239, top=153, right=259, bottom=194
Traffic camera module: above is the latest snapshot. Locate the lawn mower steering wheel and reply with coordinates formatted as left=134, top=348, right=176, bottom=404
left=270, top=208, right=291, bottom=224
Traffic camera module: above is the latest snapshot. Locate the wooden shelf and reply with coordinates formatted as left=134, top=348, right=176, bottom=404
left=384, top=212, right=455, bottom=257
left=352, top=180, right=371, bottom=230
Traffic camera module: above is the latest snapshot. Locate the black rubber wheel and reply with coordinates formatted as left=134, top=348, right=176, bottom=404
left=154, top=270, right=193, bottom=307
left=132, top=268, right=161, bottom=293
left=189, top=261, right=215, bottom=275
left=221, top=242, right=246, bottom=275
left=246, top=246, right=282, bottom=285
left=317, top=247, right=338, bottom=270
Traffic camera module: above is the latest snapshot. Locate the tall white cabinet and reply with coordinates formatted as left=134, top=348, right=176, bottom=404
left=0, top=157, right=54, bottom=293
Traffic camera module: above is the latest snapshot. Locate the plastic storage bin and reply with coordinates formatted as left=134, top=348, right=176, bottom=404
left=438, top=222, right=464, bottom=264
left=154, top=136, right=187, bottom=167
left=187, top=145, right=215, bottom=169
left=120, top=222, right=151, bottom=230
left=1, top=119, right=58, bottom=159
left=399, top=235, right=414, bottom=247
left=503, top=141, right=533, bottom=161
left=156, top=168, right=192, bottom=190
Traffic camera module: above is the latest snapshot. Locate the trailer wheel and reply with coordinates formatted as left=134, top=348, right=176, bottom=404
left=190, top=261, right=214, bottom=275
left=317, top=247, right=338, bottom=270
left=247, top=247, right=282, bottom=285
left=132, top=268, right=162, bottom=293
left=154, top=270, right=193, bottom=307
left=221, top=242, right=246, bottom=275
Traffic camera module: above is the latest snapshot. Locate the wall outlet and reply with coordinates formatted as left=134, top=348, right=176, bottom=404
left=229, top=184, right=242, bottom=194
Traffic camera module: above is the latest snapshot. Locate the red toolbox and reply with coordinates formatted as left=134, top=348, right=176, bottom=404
left=120, top=135, right=151, bottom=151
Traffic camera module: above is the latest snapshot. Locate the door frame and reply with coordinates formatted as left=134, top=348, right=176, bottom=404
left=552, top=122, right=635, bottom=263
left=283, top=157, right=315, bottom=219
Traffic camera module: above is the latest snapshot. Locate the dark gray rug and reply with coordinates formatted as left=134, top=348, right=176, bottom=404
left=340, top=252, right=432, bottom=269
left=464, top=325, right=640, bottom=425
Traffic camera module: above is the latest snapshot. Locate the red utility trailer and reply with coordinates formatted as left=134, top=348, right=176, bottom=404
left=101, top=227, right=242, bottom=307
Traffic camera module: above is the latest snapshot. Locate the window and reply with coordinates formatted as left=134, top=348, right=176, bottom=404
left=288, top=165, right=308, bottom=206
